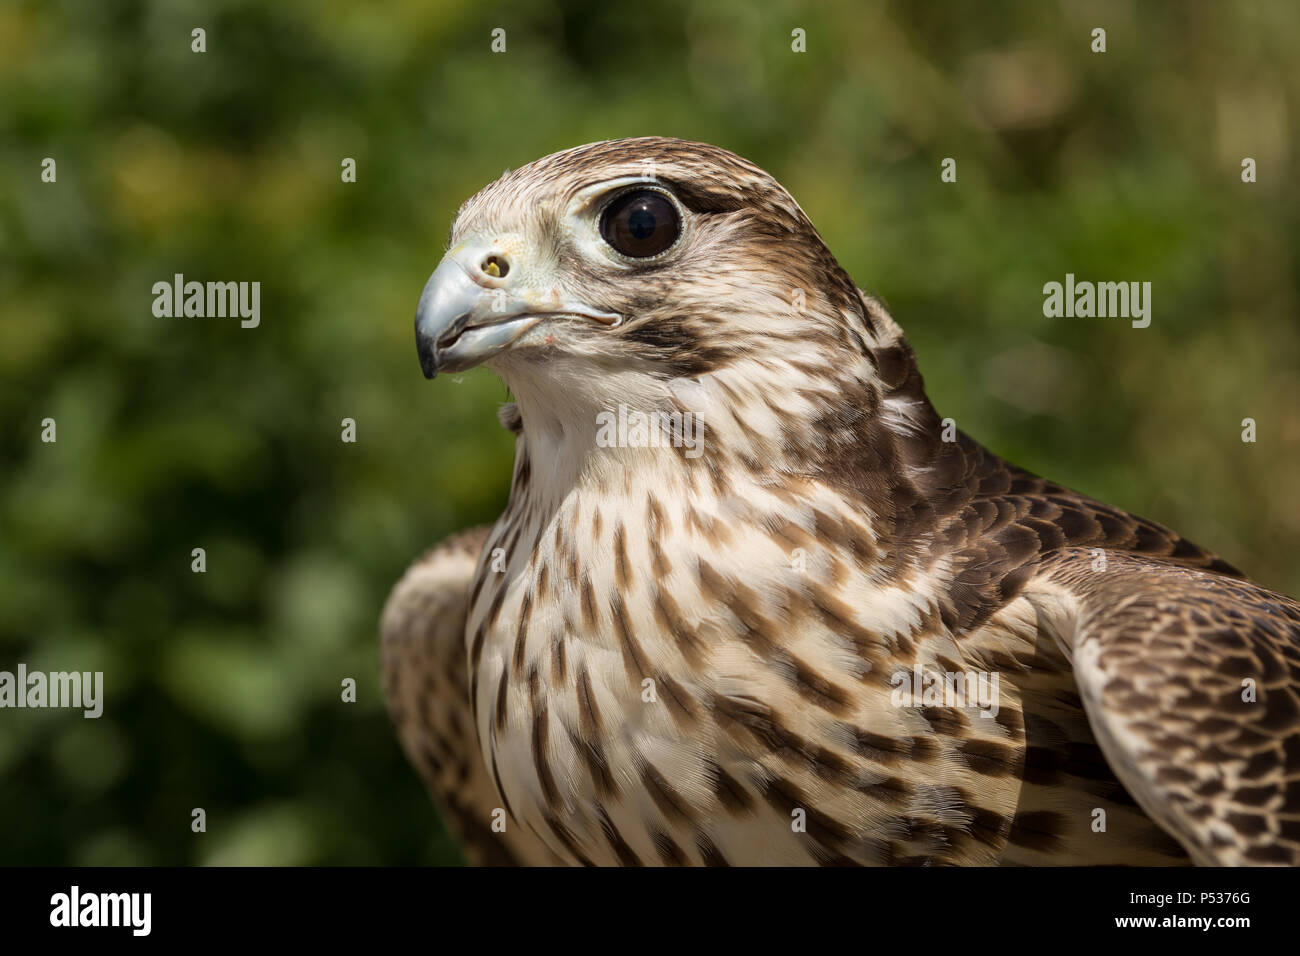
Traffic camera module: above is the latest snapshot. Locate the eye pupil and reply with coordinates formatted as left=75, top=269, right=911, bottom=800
left=600, top=189, right=681, bottom=258
left=628, top=208, right=657, bottom=239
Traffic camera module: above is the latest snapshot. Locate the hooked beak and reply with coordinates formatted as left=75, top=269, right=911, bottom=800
left=414, top=240, right=620, bottom=378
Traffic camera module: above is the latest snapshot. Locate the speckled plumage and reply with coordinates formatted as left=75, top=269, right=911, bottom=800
left=382, top=138, right=1300, bottom=866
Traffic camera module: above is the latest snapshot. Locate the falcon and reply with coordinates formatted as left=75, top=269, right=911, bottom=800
left=381, top=137, right=1300, bottom=866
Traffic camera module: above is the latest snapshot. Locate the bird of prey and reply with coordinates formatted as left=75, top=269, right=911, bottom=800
left=381, top=137, right=1300, bottom=866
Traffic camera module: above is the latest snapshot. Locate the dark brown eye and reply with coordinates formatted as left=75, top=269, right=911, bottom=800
left=600, top=189, right=680, bottom=258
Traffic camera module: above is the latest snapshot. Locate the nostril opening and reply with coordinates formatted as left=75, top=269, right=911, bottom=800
left=481, top=255, right=509, bottom=279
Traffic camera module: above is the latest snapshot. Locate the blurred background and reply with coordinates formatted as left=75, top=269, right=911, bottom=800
left=0, top=0, right=1296, bottom=865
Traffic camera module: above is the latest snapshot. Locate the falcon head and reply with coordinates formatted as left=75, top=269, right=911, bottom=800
left=415, top=137, right=930, bottom=476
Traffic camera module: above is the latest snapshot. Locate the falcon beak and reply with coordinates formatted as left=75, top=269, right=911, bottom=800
left=414, top=241, right=620, bottom=378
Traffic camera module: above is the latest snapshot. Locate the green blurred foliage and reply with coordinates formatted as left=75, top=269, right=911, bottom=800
left=0, top=0, right=1297, bottom=864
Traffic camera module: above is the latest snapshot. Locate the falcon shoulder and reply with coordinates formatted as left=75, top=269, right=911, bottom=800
left=1027, top=548, right=1300, bottom=865
left=380, top=526, right=561, bottom=866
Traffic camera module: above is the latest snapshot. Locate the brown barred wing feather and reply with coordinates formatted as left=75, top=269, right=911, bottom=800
left=1028, top=549, right=1300, bottom=865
